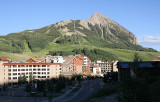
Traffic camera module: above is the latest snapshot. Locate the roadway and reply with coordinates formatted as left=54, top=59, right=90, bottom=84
left=62, top=79, right=102, bottom=102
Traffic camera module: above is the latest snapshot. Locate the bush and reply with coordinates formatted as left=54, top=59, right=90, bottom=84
left=25, top=83, right=32, bottom=92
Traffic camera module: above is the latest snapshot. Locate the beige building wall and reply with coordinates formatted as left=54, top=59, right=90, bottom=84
left=49, top=65, right=62, bottom=78
left=3, top=64, right=62, bottom=84
left=0, top=61, right=9, bottom=88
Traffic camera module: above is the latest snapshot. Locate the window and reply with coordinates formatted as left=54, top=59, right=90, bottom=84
left=42, top=76, right=46, bottom=78
left=21, top=73, right=25, bottom=75
left=21, top=69, right=25, bottom=71
left=42, top=65, right=46, bottom=67
left=8, top=73, right=11, bottom=76
left=13, top=77, right=17, bottom=79
left=8, top=69, right=11, bottom=72
left=13, top=73, right=17, bottom=75
left=29, top=65, right=32, bottom=67
left=13, top=69, right=17, bottom=71
left=42, top=69, right=46, bottom=71
left=42, top=72, right=46, bottom=74
left=33, top=65, right=36, bottom=67
left=8, top=77, right=11, bottom=80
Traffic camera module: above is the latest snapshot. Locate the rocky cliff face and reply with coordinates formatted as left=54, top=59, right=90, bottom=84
left=56, top=12, right=138, bottom=45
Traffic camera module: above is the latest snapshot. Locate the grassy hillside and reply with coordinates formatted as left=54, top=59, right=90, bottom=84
left=0, top=40, right=159, bottom=61
left=0, top=51, right=32, bottom=61
left=22, top=39, right=160, bottom=61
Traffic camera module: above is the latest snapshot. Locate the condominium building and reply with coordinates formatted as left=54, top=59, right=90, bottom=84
left=96, top=60, right=118, bottom=74
left=3, top=63, right=62, bottom=85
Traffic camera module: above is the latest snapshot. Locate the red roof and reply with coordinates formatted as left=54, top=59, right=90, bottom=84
left=0, top=57, right=9, bottom=61
left=3, top=63, right=62, bottom=66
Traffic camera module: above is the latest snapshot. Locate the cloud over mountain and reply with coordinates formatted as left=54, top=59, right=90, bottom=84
left=140, top=35, right=160, bottom=44
left=139, top=35, right=160, bottom=51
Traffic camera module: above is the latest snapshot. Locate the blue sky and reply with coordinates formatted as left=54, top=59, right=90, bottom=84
left=0, top=0, right=160, bottom=51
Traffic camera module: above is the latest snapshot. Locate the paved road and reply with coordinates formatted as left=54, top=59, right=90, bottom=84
left=63, top=79, right=102, bottom=102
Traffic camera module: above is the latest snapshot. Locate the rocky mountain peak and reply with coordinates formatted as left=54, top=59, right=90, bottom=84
left=87, top=12, right=110, bottom=26
left=79, top=12, right=138, bottom=45
left=92, top=12, right=105, bottom=18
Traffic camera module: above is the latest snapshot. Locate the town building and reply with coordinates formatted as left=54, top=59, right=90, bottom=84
left=3, top=62, right=62, bottom=85
left=95, top=60, right=118, bottom=74
left=90, top=63, right=102, bottom=76
left=61, top=55, right=91, bottom=75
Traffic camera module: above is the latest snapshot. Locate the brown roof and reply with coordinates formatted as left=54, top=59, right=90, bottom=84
left=3, top=63, right=62, bottom=66
left=0, top=57, right=9, bottom=61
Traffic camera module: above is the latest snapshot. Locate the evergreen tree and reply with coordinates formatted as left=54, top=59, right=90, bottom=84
left=29, top=72, right=35, bottom=83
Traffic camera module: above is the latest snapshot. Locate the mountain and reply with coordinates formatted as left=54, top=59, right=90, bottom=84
left=0, top=12, right=159, bottom=61
left=56, top=12, right=138, bottom=45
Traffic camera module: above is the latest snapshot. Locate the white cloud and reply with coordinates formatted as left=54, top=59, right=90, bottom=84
left=139, top=35, right=160, bottom=44
left=142, top=35, right=160, bottom=43
left=139, top=35, right=160, bottom=51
